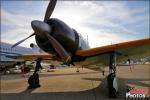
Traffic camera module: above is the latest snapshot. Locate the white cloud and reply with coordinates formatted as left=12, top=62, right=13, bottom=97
left=1, top=8, right=43, bottom=47
left=52, top=1, right=148, bottom=47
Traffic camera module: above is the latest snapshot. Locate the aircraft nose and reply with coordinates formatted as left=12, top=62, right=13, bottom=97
left=31, top=20, right=52, bottom=36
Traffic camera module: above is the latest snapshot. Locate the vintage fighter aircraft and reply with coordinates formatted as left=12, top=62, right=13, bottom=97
left=11, top=0, right=150, bottom=98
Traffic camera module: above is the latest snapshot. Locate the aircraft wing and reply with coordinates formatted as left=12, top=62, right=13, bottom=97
left=75, top=38, right=150, bottom=66
left=6, top=53, right=53, bottom=61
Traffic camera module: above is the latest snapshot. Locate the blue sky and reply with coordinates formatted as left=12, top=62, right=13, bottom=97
left=1, top=0, right=149, bottom=48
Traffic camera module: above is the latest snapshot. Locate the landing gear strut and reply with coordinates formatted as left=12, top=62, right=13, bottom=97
left=107, top=51, right=118, bottom=98
left=28, top=58, right=42, bottom=88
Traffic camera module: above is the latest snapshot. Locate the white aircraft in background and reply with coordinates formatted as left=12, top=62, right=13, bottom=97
left=0, top=42, right=47, bottom=67
left=0, top=42, right=31, bottom=67
left=9, top=0, right=150, bottom=98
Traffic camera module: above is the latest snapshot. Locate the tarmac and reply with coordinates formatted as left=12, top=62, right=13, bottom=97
left=0, top=64, right=150, bottom=100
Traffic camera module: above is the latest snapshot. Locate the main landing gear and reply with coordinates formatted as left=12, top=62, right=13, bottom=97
left=28, top=72, right=40, bottom=88
left=28, top=58, right=42, bottom=88
left=107, top=52, right=118, bottom=98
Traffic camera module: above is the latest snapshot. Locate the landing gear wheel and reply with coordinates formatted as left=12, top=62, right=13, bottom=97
left=28, top=73, right=40, bottom=88
left=107, top=73, right=118, bottom=98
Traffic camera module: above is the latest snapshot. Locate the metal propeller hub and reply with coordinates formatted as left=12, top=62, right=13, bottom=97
left=31, top=20, right=52, bottom=37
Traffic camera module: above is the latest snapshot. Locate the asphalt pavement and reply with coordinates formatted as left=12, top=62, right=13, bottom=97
left=1, top=65, right=150, bottom=100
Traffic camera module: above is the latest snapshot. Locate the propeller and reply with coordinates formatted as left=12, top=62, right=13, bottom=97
left=44, top=0, right=57, bottom=22
left=12, top=0, right=71, bottom=64
left=45, top=32, right=71, bottom=63
left=11, top=33, right=35, bottom=48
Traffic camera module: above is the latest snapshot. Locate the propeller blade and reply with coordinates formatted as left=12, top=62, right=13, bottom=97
left=44, top=0, right=57, bottom=22
left=45, top=33, right=71, bottom=64
left=11, top=33, right=35, bottom=48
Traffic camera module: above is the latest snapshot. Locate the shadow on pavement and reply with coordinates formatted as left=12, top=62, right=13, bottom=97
left=1, top=77, right=149, bottom=100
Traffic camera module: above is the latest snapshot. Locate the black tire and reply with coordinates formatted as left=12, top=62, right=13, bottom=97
left=28, top=73, right=40, bottom=88
left=107, top=73, right=117, bottom=98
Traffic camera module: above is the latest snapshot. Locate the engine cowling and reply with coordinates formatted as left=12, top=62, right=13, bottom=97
left=35, top=18, right=79, bottom=55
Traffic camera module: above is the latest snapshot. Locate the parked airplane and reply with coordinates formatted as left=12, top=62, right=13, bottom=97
left=11, top=0, right=150, bottom=98
left=0, top=42, right=32, bottom=67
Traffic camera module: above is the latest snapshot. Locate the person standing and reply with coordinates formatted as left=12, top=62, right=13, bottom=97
left=127, top=59, right=134, bottom=72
